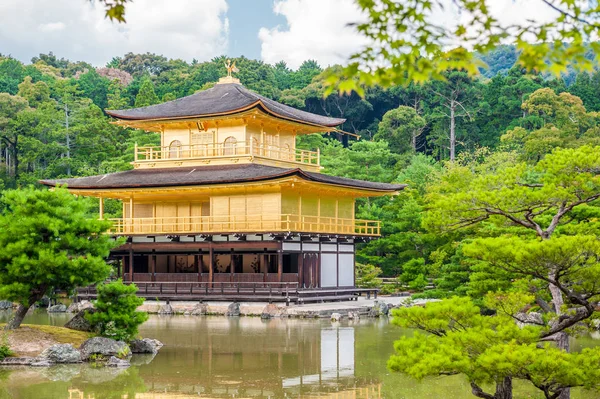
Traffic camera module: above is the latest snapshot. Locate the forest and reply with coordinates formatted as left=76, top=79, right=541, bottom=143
left=1, top=44, right=600, bottom=293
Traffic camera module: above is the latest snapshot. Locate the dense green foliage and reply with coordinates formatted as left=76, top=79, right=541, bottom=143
left=1, top=49, right=600, bottom=285
left=0, top=187, right=115, bottom=329
left=86, top=280, right=148, bottom=342
left=390, top=297, right=600, bottom=399
left=336, top=1, right=600, bottom=92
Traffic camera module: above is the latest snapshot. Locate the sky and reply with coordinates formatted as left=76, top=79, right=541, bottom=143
left=0, top=0, right=558, bottom=71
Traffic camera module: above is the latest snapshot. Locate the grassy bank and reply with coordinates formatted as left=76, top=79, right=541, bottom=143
left=1, top=324, right=91, bottom=357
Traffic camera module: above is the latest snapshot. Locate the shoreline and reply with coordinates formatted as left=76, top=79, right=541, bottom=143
left=136, top=296, right=427, bottom=318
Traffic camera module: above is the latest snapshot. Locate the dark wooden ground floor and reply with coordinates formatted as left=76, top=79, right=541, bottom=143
left=78, top=235, right=378, bottom=303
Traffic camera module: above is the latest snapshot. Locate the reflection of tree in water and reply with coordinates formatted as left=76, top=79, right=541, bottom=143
left=69, top=366, right=147, bottom=399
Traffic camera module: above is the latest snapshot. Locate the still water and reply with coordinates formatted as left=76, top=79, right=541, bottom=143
left=0, top=312, right=599, bottom=399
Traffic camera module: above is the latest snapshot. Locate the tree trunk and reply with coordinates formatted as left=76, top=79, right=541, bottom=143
left=5, top=303, right=30, bottom=330
left=495, top=376, right=513, bottom=399
left=450, top=101, right=456, bottom=161
left=412, top=130, right=417, bottom=152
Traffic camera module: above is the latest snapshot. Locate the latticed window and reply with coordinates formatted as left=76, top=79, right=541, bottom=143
left=191, top=131, right=214, bottom=156
left=223, top=136, right=237, bottom=155
left=169, top=140, right=182, bottom=158
left=191, top=131, right=213, bottom=145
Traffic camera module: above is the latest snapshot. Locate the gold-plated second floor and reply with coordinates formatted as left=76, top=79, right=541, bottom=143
left=102, top=188, right=380, bottom=237
left=109, top=214, right=380, bottom=236
left=130, top=112, right=324, bottom=172
left=134, top=139, right=320, bottom=172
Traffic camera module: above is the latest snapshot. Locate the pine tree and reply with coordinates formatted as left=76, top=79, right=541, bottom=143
left=134, top=77, right=158, bottom=108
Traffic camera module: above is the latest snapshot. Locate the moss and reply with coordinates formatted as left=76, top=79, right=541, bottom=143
left=0, top=324, right=92, bottom=356
left=20, top=324, right=92, bottom=346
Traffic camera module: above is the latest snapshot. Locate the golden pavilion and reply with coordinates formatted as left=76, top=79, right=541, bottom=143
left=41, top=73, right=403, bottom=303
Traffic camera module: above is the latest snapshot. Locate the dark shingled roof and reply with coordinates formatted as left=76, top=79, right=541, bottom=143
left=39, top=164, right=405, bottom=192
left=106, top=82, right=346, bottom=127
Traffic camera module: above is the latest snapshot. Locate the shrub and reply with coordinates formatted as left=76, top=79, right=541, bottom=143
left=356, top=263, right=382, bottom=288
left=379, top=284, right=396, bottom=295
left=86, top=280, right=148, bottom=342
left=0, top=334, right=13, bottom=360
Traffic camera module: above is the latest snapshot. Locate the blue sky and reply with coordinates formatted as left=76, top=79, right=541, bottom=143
left=0, top=0, right=556, bottom=70
left=227, top=0, right=286, bottom=60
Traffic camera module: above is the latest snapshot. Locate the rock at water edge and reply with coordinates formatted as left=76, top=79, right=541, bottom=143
left=348, top=311, right=360, bottom=320
left=106, top=356, right=131, bottom=368
left=47, top=304, right=67, bottom=313
left=158, top=304, right=174, bottom=315
left=330, top=312, right=342, bottom=322
left=261, top=303, right=284, bottom=319
left=66, top=300, right=94, bottom=314
left=64, top=309, right=96, bottom=332
left=39, top=344, right=82, bottom=363
left=191, top=302, right=208, bottom=316
left=226, top=302, right=240, bottom=317
left=79, top=337, right=130, bottom=361
left=129, top=338, right=163, bottom=354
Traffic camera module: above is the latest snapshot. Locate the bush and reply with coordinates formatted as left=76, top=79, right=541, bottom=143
left=86, top=280, right=148, bottom=342
left=356, top=263, right=382, bottom=288
left=379, top=284, right=397, bottom=295
left=0, top=334, right=13, bottom=360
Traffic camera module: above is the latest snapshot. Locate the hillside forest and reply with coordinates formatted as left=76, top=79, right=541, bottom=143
left=2, top=45, right=600, bottom=295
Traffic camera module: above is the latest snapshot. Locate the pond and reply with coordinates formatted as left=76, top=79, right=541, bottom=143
left=0, top=312, right=599, bottom=399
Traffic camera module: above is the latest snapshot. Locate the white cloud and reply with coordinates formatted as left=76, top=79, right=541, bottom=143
left=38, top=22, right=66, bottom=32
left=258, top=0, right=562, bottom=70
left=258, top=0, right=367, bottom=69
left=0, top=0, right=229, bottom=66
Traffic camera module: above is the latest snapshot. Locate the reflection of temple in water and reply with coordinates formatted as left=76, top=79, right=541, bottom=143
left=61, top=318, right=380, bottom=398
left=130, top=318, right=379, bottom=398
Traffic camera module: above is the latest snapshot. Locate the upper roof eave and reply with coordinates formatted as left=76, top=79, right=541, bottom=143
left=39, top=164, right=405, bottom=193
left=105, top=83, right=346, bottom=128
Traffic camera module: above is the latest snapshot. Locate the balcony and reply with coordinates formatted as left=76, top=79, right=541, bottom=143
left=108, top=214, right=380, bottom=236
left=134, top=141, right=320, bottom=171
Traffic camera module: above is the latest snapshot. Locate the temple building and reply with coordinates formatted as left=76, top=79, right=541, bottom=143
left=41, top=72, right=403, bottom=303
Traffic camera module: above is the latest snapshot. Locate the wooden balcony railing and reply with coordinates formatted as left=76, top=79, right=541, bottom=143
left=108, top=214, right=380, bottom=236
left=134, top=141, right=320, bottom=167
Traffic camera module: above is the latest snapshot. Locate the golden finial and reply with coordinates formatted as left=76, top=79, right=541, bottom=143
left=225, top=59, right=239, bottom=77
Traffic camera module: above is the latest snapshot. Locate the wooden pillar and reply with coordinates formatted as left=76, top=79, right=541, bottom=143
left=263, top=249, right=268, bottom=283
left=128, top=244, right=134, bottom=282
left=336, top=241, right=340, bottom=288
left=298, top=252, right=304, bottom=289
left=99, top=197, right=104, bottom=219
left=230, top=248, right=234, bottom=282
left=129, top=195, right=134, bottom=234
left=150, top=251, right=156, bottom=282
left=196, top=251, right=201, bottom=282
left=277, top=248, right=283, bottom=283
left=119, top=256, right=124, bottom=278
left=209, top=245, right=214, bottom=287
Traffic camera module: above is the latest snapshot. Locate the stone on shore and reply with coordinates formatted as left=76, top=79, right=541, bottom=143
left=47, top=304, right=67, bottom=313
left=0, top=300, right=13, bottom=310
left=191, top=302, right=208, bottom=316
left=31, top=359, right=53, bottom=367
left=226, top=302, right=240, bottom=317
left=129, top=338, right=163, bottom=354
left=158, top=304, right=174, bottom=315
left=330, top=312, right=342, bottom=322
left=368, top=301, right=389, bottom=317
left=66, top=300, right=94, bottom=314
left=106, top=356, right=131, bottom=368
left=39, top=344, right=82, bottom=364
left=261, top=303, right=284, bottom=319
left=64, top=309, right=96, bottom=332
left=79, top=337, right=130, bottom=361
left=0, top=357, right=37, bottom=366
left=348, top=311, right=359, bottom=320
